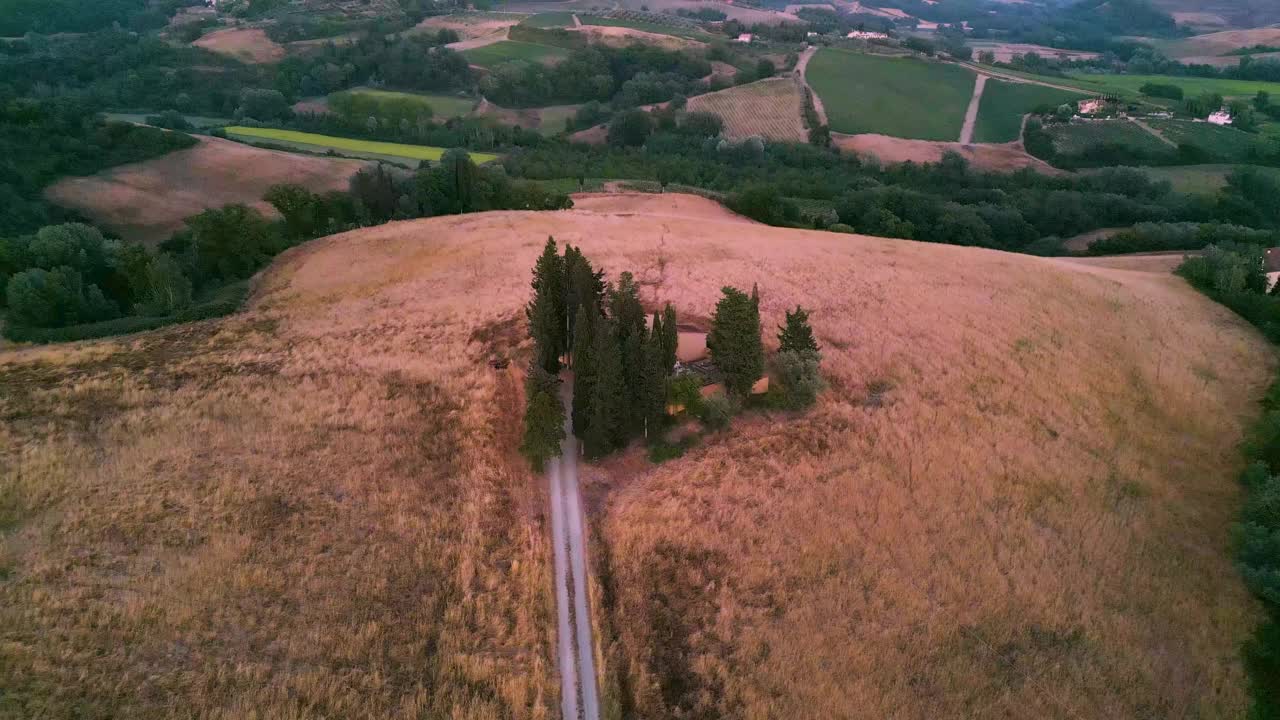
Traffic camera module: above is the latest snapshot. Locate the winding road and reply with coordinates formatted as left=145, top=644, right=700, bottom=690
left=550, top=383, right=600, bottom=720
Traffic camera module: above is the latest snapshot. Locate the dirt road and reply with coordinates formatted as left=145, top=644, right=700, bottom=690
left=795, top=45, right=828, bottom=126
left=549, top=383, right=600, bottom=720
left=959, top=73, right=987, bottom=144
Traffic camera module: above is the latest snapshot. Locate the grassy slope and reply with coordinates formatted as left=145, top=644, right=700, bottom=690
left=1067, top=72, right=1280, bottom=98
left=1146, top=118, right=1266, bottom=161
left=579, top=15, right=709, bottom=39
left=1142, top=163, right=1280, bottom=194
left=1044, top=120, right=1176, bottom=155
left=1, top=195, right=1271, bottom=718
left=973, top=80, right=1085, bottom=143
left=461, top=40, right=569, bottom=67
left=224, top=127, right=499, bottom=163
left=519, top=11, right=575, bottom=28
left=807, top=49, right=975, bottom=140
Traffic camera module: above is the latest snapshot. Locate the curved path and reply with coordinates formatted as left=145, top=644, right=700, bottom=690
left=794, top=45, right=829, bottom=127
left=959, top=73, right=987, bottom=144
left=549, top=382, right=600, bottom=720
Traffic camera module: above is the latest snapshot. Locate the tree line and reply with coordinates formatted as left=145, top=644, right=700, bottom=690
left=520, top=239, right=823, bottom=469
left=2, top=150, right=571, bottom=341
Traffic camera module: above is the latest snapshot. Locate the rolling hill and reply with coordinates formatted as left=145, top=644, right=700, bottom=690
left=0, top=194, right=1272, bottom=718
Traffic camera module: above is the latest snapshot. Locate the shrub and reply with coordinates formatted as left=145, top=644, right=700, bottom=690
left=1140, top=82, right=1184, bottom=101
left=773, top=349, right=824, bottom=409
left=697, top=392, right=737, bottom=430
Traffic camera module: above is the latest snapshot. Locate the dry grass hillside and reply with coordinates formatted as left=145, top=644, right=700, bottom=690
left=45, top=137, right=368, bottom=246
left=0, top=194, right=1272, bottom=718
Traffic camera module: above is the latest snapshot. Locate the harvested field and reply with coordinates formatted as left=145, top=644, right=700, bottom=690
left=0, top=193, right=1271, bottom=718
left=833, top=133, right=1060, bottom=173
left=685, top=77, right=807, bottom=142
left=192, top=27, right=285, bottom=64
left=411, top=12, right=526, bottom=39
left=807, top=49, right=976, bottom=140
left=44, top=136, right=366, bottom=246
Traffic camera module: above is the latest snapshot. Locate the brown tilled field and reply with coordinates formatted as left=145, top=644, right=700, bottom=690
left=45, top=137, right=368, bottom=246
left=192, top=27, right=285, bottom=63
left=834, top=132, right=1061, bottom=173
left=686, top=77, right=808, bottom=142
left=0, top=194, right=1272, bottom=718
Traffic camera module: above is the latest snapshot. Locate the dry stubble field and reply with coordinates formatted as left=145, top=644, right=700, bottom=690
left=0, top=194, right=1273, bottom=718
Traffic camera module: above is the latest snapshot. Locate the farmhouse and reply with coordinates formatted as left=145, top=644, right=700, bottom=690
left=1208, top=109, right=1233, bottom=126
left=735, top=33, right=753, bottom=43
left=847, top=30, right=889, bottom=39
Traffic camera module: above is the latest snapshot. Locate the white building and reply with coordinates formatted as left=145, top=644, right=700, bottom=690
left=735, top=33, right=753, bottom=43
left=847, top=30, right=889, bottom=40
left=1208, top=109, right=1233, bottom=126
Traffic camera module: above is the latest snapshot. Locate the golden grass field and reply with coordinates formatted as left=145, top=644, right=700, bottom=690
left=686, top=77, right=807, bottom=143
left=0, top=194, right=1273, bottom=718
left=192, top=27, right=286, bottom=64
left=45, top=136, right=368, bottom=246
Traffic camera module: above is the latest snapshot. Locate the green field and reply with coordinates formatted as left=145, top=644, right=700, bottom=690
left=1066, top=72, right=1280, bottom=99
left=973, top=80, right=1085, bottom=143
left=1146, top=118, right=1271, bottom=161
left=1141, top=164, right=1280, bottom=194
left=338, top=88, right=476, bottom=119
left=461, top=40, right=569, bottom=68
left=223, top=127, right=499, bottom=164
left=520, top=12, right=575, bottom=28
left=1044, top=120, right=1174, bottom=156
left=807, top=49, right=976, bottom=140
left=579, top=15, right=708, bottom=39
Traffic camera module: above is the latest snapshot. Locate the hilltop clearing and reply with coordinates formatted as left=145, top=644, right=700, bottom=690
left=0, top=194, right=1271, bottom=718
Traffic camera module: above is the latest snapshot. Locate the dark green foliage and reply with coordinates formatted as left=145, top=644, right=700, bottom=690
left=0, top=0, right=185, bottom=35
left=186, top=205, right=282, bottom=283
left=697, top=392, right=736, bottom=431
left=565, top=244, right=606, bottom=348
left=145, top=110, right=194, bottom=131
left=478, top=44, right=710, bottom=109
left=136, top=254, right=193, bottom=317
left=608, top=109, right=654, bottom=148
left=586, top=319, right=626, bottom=457
left=778, top=306, right=820, bottom=356
left=660, top=304, right=678, bottom=373
left=5, top=265, right=118, bottom=328
left=236, top=88, right=292, bottom=123
left=1087, top=223, right=1278, bottom=256
left=572, top=305, right=599, bottom=438
left=728, top=185, right=800, bottom=226
left=520, top=365, right=566, bottom=472
left=708, top=286, right=764, bottom=397
left=1139, top=82, right=1183, bottom=101
left=679, top=111, right=724, bottom=138
left=640, top=326, right=667, bottom=440
left=527, top=237, right=567, bottom=373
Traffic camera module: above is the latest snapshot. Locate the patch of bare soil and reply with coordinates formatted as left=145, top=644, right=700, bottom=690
left=44, top=137, right=367, bottom=246
left=192, top=27, right=285, bottom=64
left=833, top=132, right=1062, bottom=174
left=413, top=15, right=522, bottom=39
left=570, top=124, right=608, bottom=145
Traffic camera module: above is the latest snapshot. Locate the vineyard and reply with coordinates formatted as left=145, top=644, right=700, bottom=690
left=685, top=77, right=807, bottom=142
left=1043, top=119, right=1174, bottom=157
left=578, top=9, right=711, bottom=38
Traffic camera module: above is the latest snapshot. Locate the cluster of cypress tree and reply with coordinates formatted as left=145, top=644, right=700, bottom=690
left=521, top=237, right=680, bottom=467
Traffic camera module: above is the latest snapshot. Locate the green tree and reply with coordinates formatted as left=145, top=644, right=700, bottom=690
left=607, top=109, right=654, bottom=148
left=779, top=305, right=820, bottom=356
left=640, top=328, right=667, bottom=440
left=520, top=365, right=566, bottom=471
left=265, top=184, right=322, bottom=240
left=5, top=265, right=117, bottom=328
left=186, top=205, right=279, bottom=283
left=137, top=254, right=193, bottom=317
left=571, top=305, right=598, bottom=438
left=660, top=303, right=678, bottom=372
left=585, top=319, right=625, bottom=457
left=773, top=349, right=825, bottom=409
left=708, top=285, right=764, bottom=397
left=526, top=237, right=566, bottom=373
left=564, top=244, right=605, bottom=352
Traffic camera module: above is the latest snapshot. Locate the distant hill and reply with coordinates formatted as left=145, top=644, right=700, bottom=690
left=1151, top=0, right=1280, bottom=30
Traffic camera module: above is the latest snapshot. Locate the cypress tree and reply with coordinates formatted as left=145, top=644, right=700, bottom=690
left=778, top=305, right=820, bottom=357
left=708, top=286, right=765, bottom=397
left=609, top=271, right=646, bottom=342
left=520, top=364, right=565, bottom=471
left=526, top=237, right=566, bottom=372
left=585, top=319, right=625, bottom=458
left=661, top=303, right=678, bottom=372
left=564, top=244, right=606, bottom=352
left=622, top=329, right=645, bottom=438
left=640, top=329, right=667, bottom=441
left=571, top=305, right=598, bottom=439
